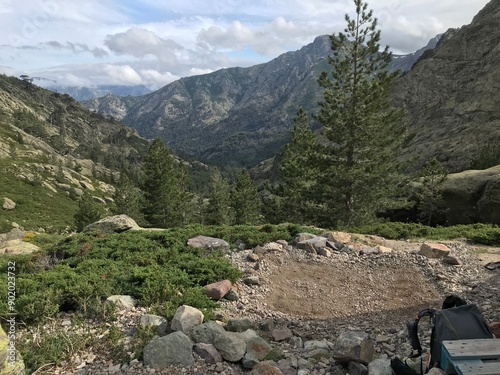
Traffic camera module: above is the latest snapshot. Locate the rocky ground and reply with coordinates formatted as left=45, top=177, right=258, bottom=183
left=29, top=234, right=500, bottom=375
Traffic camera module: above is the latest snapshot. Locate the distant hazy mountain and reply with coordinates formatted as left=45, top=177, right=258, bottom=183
left=83, top=34, right=441, bottom=167
left=53, top=85, right=153, bottom=102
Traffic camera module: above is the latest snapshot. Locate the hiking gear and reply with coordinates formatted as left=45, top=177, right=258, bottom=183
left=406, top=295, right=493, bottom=373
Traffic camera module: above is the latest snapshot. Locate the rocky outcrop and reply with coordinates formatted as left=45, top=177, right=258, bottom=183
left=392, top=0, right=500, bottom=173
left=441, top=165, right=500, bottom=224
left=83, top=215, right=141, bottom=233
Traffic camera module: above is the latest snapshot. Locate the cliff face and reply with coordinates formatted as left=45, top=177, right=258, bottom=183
left=84, top=35, right=433, bottom=167
left=393, top=0, right=500, bottom=172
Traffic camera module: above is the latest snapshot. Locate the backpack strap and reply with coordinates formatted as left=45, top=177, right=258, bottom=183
left=407, top=308, right=437, bottom=357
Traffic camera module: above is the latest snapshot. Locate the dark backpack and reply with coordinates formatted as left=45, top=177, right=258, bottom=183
left=406, top=295, right=493, bottom=372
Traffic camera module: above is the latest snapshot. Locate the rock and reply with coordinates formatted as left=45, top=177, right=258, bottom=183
left=377, top=245, right=393, bottom=254
left=250, top=362, right=284, bottom=375
left=419, top=243, right=450, bottom=258
left=277, top=359, right=297, bottom=375
left=204, top=280, right=232, bottom=300
left=248, top=253, right=260, bottom=262
left=375, top=335, right=391, bottom=344
left=264, top=242, right=284, bottom=252
left=83, top=215, right=141, bottom=233
left=368, top=358, right=392, bottom=375
left=302, top=340, right=332, bottom=359
left=333, top=331, right=374, bottom=363
left=72, top=187, right=84, bottom=197
left=2, top=198, right=15, bottom=211
left=105, top=295, right=137, bottom=311
left=348, top=361, right=368, bottom=375
left=443, top=255, right=462, bottom=265
left=241, top=329, right=260, bottom=342
left=187, top=236, right=230, bottom=253
left=0, top=325, right=25, bottom=374
left=246, top=337, right=273, bottom=360
left=242, top=355, right=260, bottom=369
left=260, top=318, right=275, bottom=332
left=289, top=336, right=303, bottom=349
left=79, top=180, right=95, bottom=191
left=243, top=276, right=261, bottom=285
left=317, top=248, right=332, bottom=257
left=56, top=183, right=72, bottom=191
left=0, top=239, right=39, bottom=255
left=140, top=314, right=167, bottom=329
left=213, top=332, right=247, bottom=362
left=322, top=231, right=352, bottom=244
left=272, top=328, right=293, bottom=342
left=297, top=237, right=327, bottom=252
left=225, top=318, right=256, bottom=332
left=360, top=247, right=380, bottom=255
left=171, top=305, right=204, bottom=333
left=225, top=289, right=239, bottom=301
left=92, top=196, right=106, bottom=204
left=295, top=233, right=317, bottom=242
left=189, top=321, right=226, bottom=345
left=143, top=331, right=194, bottom=367
left=193, top=343, right=223, bottom=364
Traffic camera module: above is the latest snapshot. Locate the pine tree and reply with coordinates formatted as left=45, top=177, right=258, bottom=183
left=273, top=108, right=317, bottom=224
left=112, top=172, right=145, bottom=224
left=141, top=138, right=194, bottom=228
left=416, top=158, right=448, bottom=226
left=231, top=169, right=261, bottom=225
left=313, top=0, right=405, bottom=227
left=74, top=193, right=102, bottom=232
left=204, top=169, right=232, bottom=225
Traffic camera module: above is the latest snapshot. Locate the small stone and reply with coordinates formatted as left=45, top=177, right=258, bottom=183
left=243, top=276, right=260, bottom=285
left=272, top=328, right=293, bottom=342
left=443, top=255, right=462, bottom=265
left=248, top=253, right=260, bottom=262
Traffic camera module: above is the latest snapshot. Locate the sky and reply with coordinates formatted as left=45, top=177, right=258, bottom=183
left=0, top=0, right=491, bottom=89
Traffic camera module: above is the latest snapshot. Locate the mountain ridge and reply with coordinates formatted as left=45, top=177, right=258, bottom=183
left=83, top=34, right=436, bottom=167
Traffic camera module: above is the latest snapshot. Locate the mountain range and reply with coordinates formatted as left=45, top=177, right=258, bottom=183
left=83, top=34, right=440, bottom=168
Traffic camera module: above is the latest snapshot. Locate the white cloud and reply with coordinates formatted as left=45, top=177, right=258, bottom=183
left=103, top=64, right=143, bottom=85
left=0, top=0, right=491, bottom=88
left=104, top=27, right=183, bottom=64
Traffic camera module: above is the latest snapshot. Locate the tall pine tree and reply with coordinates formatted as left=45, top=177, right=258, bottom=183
left=204, top=169, right=232, bottom=225
left=274, top=108, right=317, bottom=224
left=313, top=0, right=405, bottom=227
left=112, top=172, right=145, bottom=225
left=231, top=169, right=261, bottom=225
left=141, top=138, right=194, bottom=228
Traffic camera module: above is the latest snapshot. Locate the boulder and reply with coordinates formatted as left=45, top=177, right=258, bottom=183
left=246, top=337, right=273, bottom=360
left=143, top=331, right=194, bottom=367
left=79, top=180, right=95, bottom=191
left=0, top=239, right=39, bottom=255
left=250, top=362, right=284, bottom=375
left=0, top=325, right=25, bottom=374
left=189, top=321, right=226, bottom=345
left=441, top=166, right=500, bottom=224
left=333, top=331, right=374, bottom=363
left=83, top=215, right=140, bottom=233
left=193, top=343, right=223, bottom=364
left=187, top=236, right=230, bottom=253
left=213, top=332, right=246, bottom=362
left=140, top=314, right=167, bottom=329
left=271, top=328, right=293, bottom=342
left=322, top=231, right=352, bottom=244
left=348, top=361, right=368, bottom=375
left=225, top=318, right=256, bottom=333
left=2, top=198, right=15, bottom=211
left=297, top=237, right=327, bottom=252
left=419, top=243, right=450, bottom=258
left=171, top=305, right=204, bottom=333
left=302, top=340, right=332, bottom=359
left=368, top=358, right=392, bottom=375
left=204, top=280, right=232, bottom=300
left=105, top=295, right=137, bottom=311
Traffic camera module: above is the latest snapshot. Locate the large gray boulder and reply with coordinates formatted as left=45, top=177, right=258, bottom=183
left=368, top=358, right=392, bottom=375
left=83, top=215, right=140, bottom=233
left=187, top=236, right=230, bottom=253
left=189, top=321, right=226, bottom=345
left=2, top=197, right=15, bottom=211
left=171, top=305, right=204, bottom=333
left=333, top=331, right=374, bottom=363
left=143, top=331, right=194, bottom=367
left=213, top=331, right=247, bottom=362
